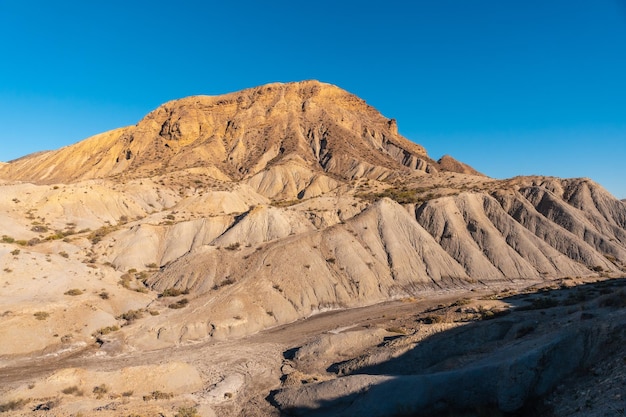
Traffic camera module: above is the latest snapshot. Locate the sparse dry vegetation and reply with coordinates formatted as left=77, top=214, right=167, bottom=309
left=142, top=390, right=173, bottom=401
left=93, top=325, right=119, bottom=337
left=62, top=385, right=84, bottom=396
left=92, top=383, right=109, bottom=398
left=0, top=398, right=28, bottom=412
left=168, top=298, right=189, bottom=309
left=161, top=288, right=189, bottom=297
left=117, top=309, right=144, bottom=323
left=225, top=242, right=241, bottom=251
left=33, top=311, right=49, bottom=320
left=88, top=225, right=118, bottom=244
left=175, top=406, right=200, bottom=417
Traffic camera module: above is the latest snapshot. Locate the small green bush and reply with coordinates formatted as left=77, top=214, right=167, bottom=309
left=64, top=289, right=83, bottom=296
left=1, top=235, right=15, bottom=243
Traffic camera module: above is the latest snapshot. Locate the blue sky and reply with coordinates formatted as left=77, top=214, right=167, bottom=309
left=1, top=1, right=625, bottom=197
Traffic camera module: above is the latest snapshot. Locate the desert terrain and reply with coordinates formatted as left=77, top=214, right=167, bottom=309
left=0, top=81, right=625, bottom=416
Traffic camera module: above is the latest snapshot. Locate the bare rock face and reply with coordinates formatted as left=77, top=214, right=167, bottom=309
left=0, top=81, right=442, bottom=185
left=437, top=154, right=483, bottom=176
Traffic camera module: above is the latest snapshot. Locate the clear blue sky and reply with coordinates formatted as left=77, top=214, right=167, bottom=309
left=1, top=1, right=625, bottom=198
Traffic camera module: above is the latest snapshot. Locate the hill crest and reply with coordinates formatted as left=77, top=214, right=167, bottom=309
left=0, top=80, right=465, bottom=185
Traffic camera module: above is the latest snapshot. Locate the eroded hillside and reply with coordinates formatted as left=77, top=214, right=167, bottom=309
left=0, top=81, right=625, bottom=416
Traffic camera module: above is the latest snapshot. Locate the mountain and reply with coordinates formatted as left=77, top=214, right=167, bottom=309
left=0, top=80, right=457, bottom=187
left=0, top=80, right=625, bottom=416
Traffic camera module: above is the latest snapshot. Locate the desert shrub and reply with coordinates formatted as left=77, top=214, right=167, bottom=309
left=142, top=391, right=173, bottom=401
left=452, top=298, right=472, bottom=306
left=45, top=232, right=65, bottom=241
left=175, top=406, right=200, bottom=417
left=93, top=384, right=109, bottom=398
left=421, top=314, right=445, bottom=324
left=213, top=277, right=235, bottom=290
left=88, top=225, right=118, bottom=244
left=117, top=309, right=143, bottom=323
left=122, top=390, right=134, bottom=397
left=62, top=385, right=84, bottom=396
left=225, top=242, right=241, bottom=251
left=33, top=311, right=49, bottom=320
left=161, top=288, right=189, bottom=297
left=93, top=325, right=119, bottom=337
left=64, top=288, right=83, bottom=296
left=31, top=225, right=48, bottom=233
left=477, top=306, right=510, bottom=320
left=119, top=274, right=133, bottom=289
left=59, top=251, right=69, bottom=258
left=10, top=249, right=20, bottom=256
left=1, top=235, right=15, bottom=243
left=168, top=298, right=189, bottom=309
left=145, top=262, right=158, bottom=269
left=271, top=199, right=300, bottom=207
left=0, top=398, right=28, bottom=412
left=355, top=186, right=424, bottom=204
left=99, top=291, right=110, bottom=300
left=386, top=327, right=407, bottom=334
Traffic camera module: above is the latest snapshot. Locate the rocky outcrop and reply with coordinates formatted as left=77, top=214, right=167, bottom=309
left=0, top=81, right=453, bottom=185
left=437, top=154, right=483, bottom=176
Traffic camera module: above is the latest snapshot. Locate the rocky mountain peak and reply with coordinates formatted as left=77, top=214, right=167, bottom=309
left=0, top=81, right=471, bottom=184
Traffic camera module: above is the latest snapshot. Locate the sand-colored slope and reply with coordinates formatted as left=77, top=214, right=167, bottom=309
left=416, top=191, right=599, bottom=279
